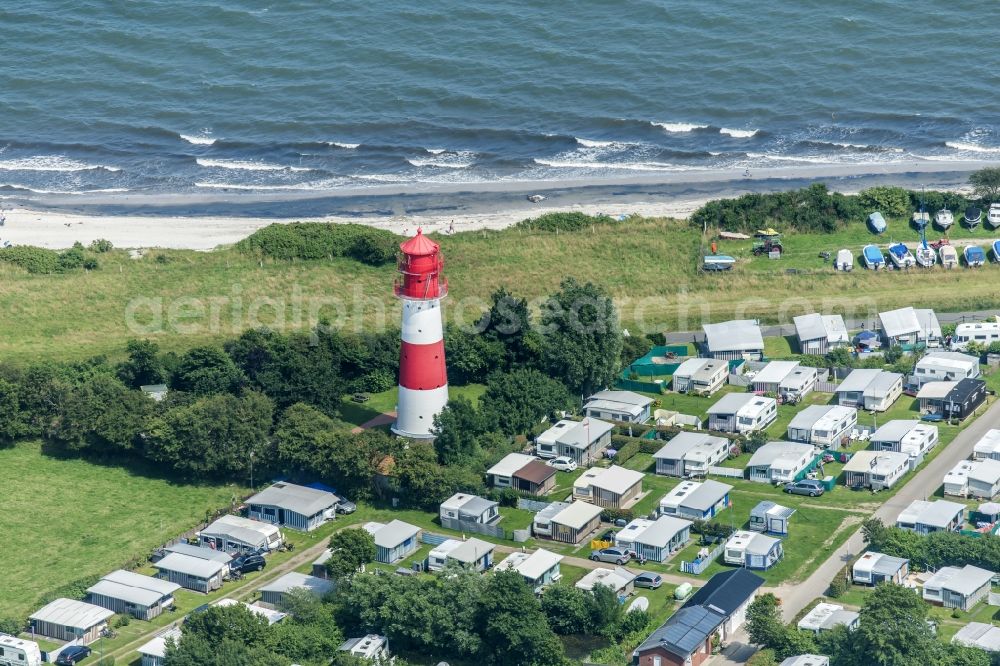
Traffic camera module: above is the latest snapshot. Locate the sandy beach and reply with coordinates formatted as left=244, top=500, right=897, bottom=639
left=0, top=161, right=988, bottom=250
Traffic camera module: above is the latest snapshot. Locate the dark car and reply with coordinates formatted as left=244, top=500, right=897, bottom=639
left=336, top=499, right=357, bottom=514
left=231, top=553, right=267, bottom=573
left=56, top=646, right=92, bottom=665
left=634, top=572, right=663, bottom=589
left=589, top=547, right=632, bottom=565
left=784, top=479, right=825, bottom=497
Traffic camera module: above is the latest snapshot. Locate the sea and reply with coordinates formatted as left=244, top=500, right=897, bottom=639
left=1, top=0, right=999, bottom=199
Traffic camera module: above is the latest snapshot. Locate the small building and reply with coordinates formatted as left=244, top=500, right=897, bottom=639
left=878, top=306, right=942, bottom=347
left=896, top=499, right=965, bottom=534
left=658, top=480, right=732, bottom=521
left=214, top=598, right=287, bottom=624
left=544, top=500, right=604, bottom=544
left=140, top=384, right=169, bottom=401
left=707, top=393, right=778, bottom=433
left=0, top=634, right=41, bottom=666
left=796, top=602, right=860, bottom=635
left=137, top=627, right=183, bottom=666
left=751, top=361, right=802, bottom=394
left=952, top=622, right=1000, bottom=653
left=672, top=358, right=729, bottom=396
left=870, top=420, right=939, bottom=459
left=745, top=441, right=815, bottom=484
left=339, top=634, right=389, bottom=660
left=922, top=564, right=994, bottom=611
left=164, top=542, right=233, bottom=574
left=852, top=551, right=909, bottom=586
left=486, top=453, right=536, bottom=489
left=778, top=365, right=819, bottom=401
left=28, top=598, right=114, bottom=644
left=259, top=572, right=335, bottom=606
left=786, top=405, right=857, bottom=450
left=702, top=320, right=765, bottom=361
left=534, top=418, right=614, bottom=465
left=919, top=378, right=988, bottom=420
left=86, top=570, right=181, bottom=621
left=532, top=501, right=570, bottom=539
left=584, top=390, right=654, bottom=424
left=575, top=566, right=637, bottom=597
left=511, top=459, right=557, bottom=495
left=573, top=465, right=644, bottom=509
left=653, top=432, right=730, bottom=478
left=943, top=458, right=1000, bottom=499
left=723, top=531, right=783, bottom=570
left=153, top=552, right=226, bottom=593
left=427, top=537, right=495, bottom=572
left=439, top=493, right=500, bottom=524
left=793, top=313, right=849, bottom=354
left=199, top=514, right=283, bottom=554
left=974, top=429, right=1000, bottom=461
left=363, top=520, right=421, bottom=564
left=494, top=549, right=563, bottom=592
left=780, top=657, right=830, bottom=666
left=913, top=351, right=981, bottom=387
left=245, top=481, right=339, bottom=532
left=311, top=549, right=332, bottom=578
left=614, top=515, right=693, bottom=562
left=836, top=369, right=903, bottom=412
left=748, top=501, right=795, bottom=535
left=842, top=451, right=910, bottom=491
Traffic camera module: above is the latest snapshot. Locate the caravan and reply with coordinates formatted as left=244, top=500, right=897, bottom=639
left=0, top=635, right=42, bottom=666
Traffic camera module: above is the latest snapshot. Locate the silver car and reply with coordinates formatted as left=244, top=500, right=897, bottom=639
left=589, top=547, right=632, bottom=565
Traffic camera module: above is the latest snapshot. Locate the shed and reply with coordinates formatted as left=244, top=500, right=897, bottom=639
left=535, top=418, right=614, bottom=465
left=573, top=465, right=644, bottom=509
left=245, top=482, right=339, bottom=532
left=86, top=570, right=181, bottom=620
left=137, top=627, right=183, bottom=666
left=852, top=551, right=909, bottom=586
left=511, top=459, right=557, bottom=495
left=793, top=313, right=848, bottom=354
left=486, top=453, right=535, bottom=488
left=259, top=572, right=335, bottom=606
left=748, top=501, right=795, bottom=535
left=653, top=432, right=730, bottom=478
left=29, top=598, right=114, bottom=644
left=547, top=500, right=603, bottom=544
left=658, top=479, right=733, bottom=521
left=363, top=519, right=421, bottom=564
left=584, top=390, right=654, bottom=423
left=702, top=320, right=765, bottom=360
left=199, top=514, right=283, bottom=554
left=154, top=552, right=226, bottom=593
left=439, top=493, right=499, bottom=525
left=576, top=566, right=637, bottom=597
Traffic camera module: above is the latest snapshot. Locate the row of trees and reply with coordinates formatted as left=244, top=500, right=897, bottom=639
left=862, top=518, right=1000, bottom=573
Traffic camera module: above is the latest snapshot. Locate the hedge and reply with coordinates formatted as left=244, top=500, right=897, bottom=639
left=236, top=222, right=401, bottom=266
left=514, top=212, right=619, bottom=232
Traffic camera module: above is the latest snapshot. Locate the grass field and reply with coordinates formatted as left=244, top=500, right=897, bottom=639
left=0, top=442, right=247, bottom=619
left=5, top=216, right=1000, bottom=363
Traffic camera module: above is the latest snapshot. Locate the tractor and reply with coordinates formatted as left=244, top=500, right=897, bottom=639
left=752, top=229, right=783, bottom=256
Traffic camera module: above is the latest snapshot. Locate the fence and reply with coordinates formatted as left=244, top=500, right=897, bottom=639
left=680, top=542, right=725, bottom=575
left=728, top=374, right=751, bottom=387
left=708, top=466, right=744, bottom=479
left=421, top=532, right=451, bottom=547
left=815, top=380, right=839, bottom=393
left=440, top=516, right=507, bottom=540
left=517, top=498, right=551, bottom=512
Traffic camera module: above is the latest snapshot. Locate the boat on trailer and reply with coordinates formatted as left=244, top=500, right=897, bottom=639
left=935, top=208, right=954, bottom=229
left=862, top=244, right=884, bottom=270
left=993, top=239, right=1000, bottom=263
left=988, top=203, right=1000, bottom=230
left=912, top=210, right=929, bottom=229
left=834, top=248, right=853, bottom=271
left=915, top=219, right=935, bottom=267
left=887, top=242, right=915, bottom=269
left=964, top=245, right=986, bottom=267
left=939, top=243, right=958, bottom=269
left=965, top=206, right=983, bottom=227
left=867, top=212, right=887, bottom=234
left=703, top=255, right=736, bottom=271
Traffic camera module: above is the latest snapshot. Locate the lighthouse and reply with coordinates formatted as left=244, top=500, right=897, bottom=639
left=392, top=228, right=449, bottom=439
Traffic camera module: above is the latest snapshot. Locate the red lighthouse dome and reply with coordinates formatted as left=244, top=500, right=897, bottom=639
left=395, top=228, right=447, bottom=301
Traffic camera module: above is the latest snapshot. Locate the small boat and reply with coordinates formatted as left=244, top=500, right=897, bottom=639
left=867, top=212, right=887, bottom=234
left=939, top=244, right=958, bottom=269
left=965, top=206, right=982, bottom=227
left=964, top=245, right=986, bottom=267
left=703, top=255, right=735, bottom=271
left=915, top=244, right=936, bottom=268
left=887, top=242, right=915, bottom=269
left=527, top=194, right=546, bottom=203
left=935, top=208, right=954, bottom=229
left=834, top=248, right=853, bottom=271
left=912, top=210, right=929, bottom=229
left=862, top=244, right=885, bottom=269
left=992, top=239, right=1000, bottom=263
left=988, top=203, right=1000, bottom=229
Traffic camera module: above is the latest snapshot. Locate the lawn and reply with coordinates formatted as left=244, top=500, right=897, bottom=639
left=5, top=216, right=1000, bottom=364
left=0, top=441, right=248, bottom=619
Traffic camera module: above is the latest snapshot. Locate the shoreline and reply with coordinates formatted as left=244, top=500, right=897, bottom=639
left=0, top=160, right=989, bottom=250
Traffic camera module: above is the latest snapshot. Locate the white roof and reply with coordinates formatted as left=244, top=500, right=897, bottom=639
left=653, top=432, right=728, bottom=461
left=870, top=420, right=919, bottom=443
left=154, top=552, right=227, bottom=578
left=215, top=598, right=287, bottom=624
left=879, top=307, right=922, bottom=338
left=798, top=602, right=848, bottom=632
left=631, top=515, right=693, bottom=548
left=969, top=458, right=1000, bottom=485
left=944, top=460, right=975, bottom=488
left=754, top=361, right=800, bottom=385
left=924, top=565, right=995, bottom=596
left=788, top=405, right=855, bottom=432
left=87, top=570, right=180, bottom=606
left=138, top=628, right=183, bottom=659
left=842, top=450, right=909, bottom=475
left=853, top=551, right=908, bottom=576
left=918, top=351, right=980, bottom=371
left=487, top=452, right=535, bottom=478
left=586, top=390, right=654, bottom=408
left=575, top=566, right=636, bottom=592
left=537, top=418, right=614, bottom=449
left=673, top=357, right=711, bottom=377
left=725, top=530, right=780, bottom=556
left=794, top=313, right=848, bottom=344
left=917, top=381, right=957, bottom=399
left=916, top=308, right=943, bottom=339
left=429, top=539, right=463, bottom=560
left=551, top=500, right=604, bottom=530
left=495, top=549, right=563, bottom=580
left=746, top=441, right=814, bottom=469
left=703, top=320, right=764, bottom=352
left=574, top=465, right=644, bottom=495
left=30, top=598, right=114, bottom=629
left=975, top=430, right=1000, bottom=457
left=370, top=519, right=420, bottom=548
left=659, top=480, right=733, bottom=512
left=953, top=622, right=1000, bottom=652
left=259, top=572, right=335, bottom=597
left=779, top=656, right=830, bottom=666
left=101, top=569, right=180, bottom=596
left=836, top=368, right=883, bottom=393
left=897, top=499, right=965, bottom=529
left=201, top=514, right=281, bottom=545
left=708, top=392, right=763, bottom=415
left=245, top=482, right=338, bottom=516
left=449, top=537, right=495, bottom=564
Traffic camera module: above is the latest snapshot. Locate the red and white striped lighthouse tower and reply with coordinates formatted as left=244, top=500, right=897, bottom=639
left=392, top=228, right=449, bottom=439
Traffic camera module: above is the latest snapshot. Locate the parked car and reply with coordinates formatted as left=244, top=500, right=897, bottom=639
left=546, top=456, right=578, bottom=472
left=589, top=547, right=632, bottom=565
left=56, top=646, right=92, bottom=665
left=784, top=479, right=825, bottom=497
left=634, top=572, right=663, bottom=589
left=231, top=553, right=267, bottom=573
left=336, top=498, right=357, bottom=514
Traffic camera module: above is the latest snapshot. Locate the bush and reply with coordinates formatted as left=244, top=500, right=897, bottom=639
left=691, top=183, right=862, bottom=233
left=236, top=222, right=401, bottom=266
left=0, top=616, right=24, bottom=635
left=612, top=436, right=643, bottom=464
left=0, top=246, right=62, bottom=273
left=827, top=566, right=850, bottom=598
left=36, top=574, right=102, bottom=606
left=488, top=487, right=521, bottom=508
left=113, top=613, right=131, bottom=628
left=353, top=369, right=395, bottom=394
left=154, top=253, right=173, bottom=264
left=602, top=507, right=636, bottom=523
left=83, top=257, right=99, bottom=270
left=691, top=520, right=734, bottom=540
left=858, top=186, right=910, bottom=217
left=747, top=648, right=778, bottom=666
left=89, top=238, right=114, bottom=253
left=514, top=212, right=614, bottom=232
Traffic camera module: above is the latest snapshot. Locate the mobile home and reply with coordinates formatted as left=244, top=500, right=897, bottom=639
left=852, top=551, right=909, bottom=586
left=545, top=501, right=604, bottom=544
left=363, top=520, right=421, bottom=564
left=658, top=480, right=733, bottom=521
left=951, top=321, right=1000, bottom=351
left=573, top=465, right=644, bottom=509
left=613, top=515, right=692, bottom=562
left=786, top=405, right=857, bottom=450
left=583, top=390, right=654, bottom=424
left=0, top=634, right=41, bottom=666
left=923, top=565, right=994, bottom=611
left=494, top=549, right=563, bottom=592
left=723, top=531, right=783, bottom=570
left=702, top=320, right=765, bottom=361
left=86, top=570, right=180, bottom=620
left=836, top=369, right=903, bottom=411
left=671, top=358, right=729, bottom=395
left=842, top=451, right=910, bottom=491
left=793, top=313, right=849, bottom=354
left=245, top=482, right=339, bottom=532
left=28, top=599, right=114, bottom=645
left=653, top=432, right=730, bottom=478
left=199, top=514, right=283, bottom=554
left=896, top=499, right=965, bottom=534
left=745, top=442, right=815, bottom=484
left=707, top=393, right=777, bottom=433
left=534, top=418, right=614, bottom=465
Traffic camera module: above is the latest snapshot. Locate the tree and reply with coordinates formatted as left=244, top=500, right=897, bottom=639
left=117, top=339, right=165, bottom=389
left=852, top=583, right=938, bottom=666
left=858, top=186, right=911, bottom=217
left=588, top=584, right=624, bottom=638
left=745, top=593, right=815, bottom=660
left=183, top=603, right=273, bottom=648
left=170, top=346, right=246, bottom=395
left=316, top=429, right=402, bottom=500
left=539, top=278, right=623, bottom=396
left=393, top=444, right=485, bottom=511
left=269, top=589, right=343, bottom=664
left=273, top=403, right=342, bottom=477
left=540, top=585, right=591, bottom=634
left=478, top=288, right=542, bottom=369
left=476, top=569, right=568, bottom=666
left=45, top=373, right=154, bottom=454
left=0, top=377, right=28, bottom=444
left=326, top=528, right=377, bottom=579
left=432, top=396, right=484, bottom=465
left=479, top=368, right=575, bottom=436
left=445, top=325, right=506, bottom=385
left=970, top=167, right=1000, bottom=202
